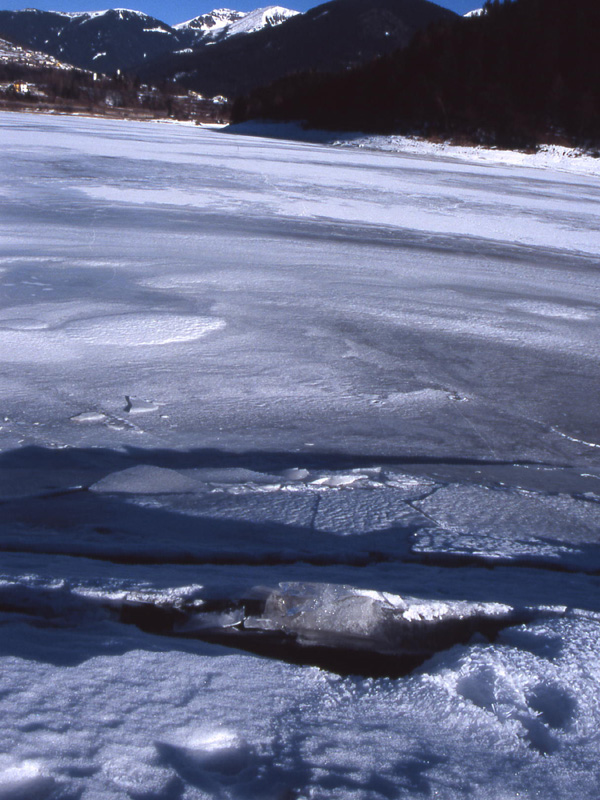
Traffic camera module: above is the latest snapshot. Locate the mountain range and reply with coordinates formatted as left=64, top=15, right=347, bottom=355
left=142, top=0, right=457, bottom=97
left=0, top=0, right=457, bottom=96
left=0, top=6, right=298, bottom=75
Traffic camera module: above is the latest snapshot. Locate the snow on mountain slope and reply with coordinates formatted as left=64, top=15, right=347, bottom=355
left=224, top=6, right=300, bottom=37
left=0, top=7, right=178, bottom=73
left=176, top=5, right=299, bottom=44
left=55, top=8, right=149, bottom=19
left=174, top=8, right=247, bottom=34
left=69, top=7, right=174, bottom=32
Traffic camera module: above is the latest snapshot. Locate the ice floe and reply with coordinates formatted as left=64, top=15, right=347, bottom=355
left=90, top=465, right=199, bottom=494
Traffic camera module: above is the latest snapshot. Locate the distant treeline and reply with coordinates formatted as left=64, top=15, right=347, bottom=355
left=232, top=0, right=600, bottom=149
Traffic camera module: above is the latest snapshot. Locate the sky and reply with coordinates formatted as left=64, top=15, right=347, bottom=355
left=0, top=0, right=480, bottom=26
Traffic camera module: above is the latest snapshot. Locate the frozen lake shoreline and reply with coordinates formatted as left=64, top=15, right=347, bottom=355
left=226, top=120, right=600, bottom=180
left=1, top=111, right=600, bottom=799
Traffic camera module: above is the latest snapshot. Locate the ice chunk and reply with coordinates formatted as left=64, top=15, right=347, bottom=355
left=124, top=395, right=160, bottom=414
left=90, top=465, right=198, bottom=494
left=70, top=411, right=107, bottom=423
left=310, top=473, right=365, bottom=487
left=281, top=467, right=310, bottom=481
left=245, top=582, right=517, bottom=656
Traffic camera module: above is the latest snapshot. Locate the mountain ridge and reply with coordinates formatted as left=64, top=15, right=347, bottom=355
left=140, top=0, right=457, bottom=98
left=0, top=5, right=299, bottom=75
left=0, top=0, right=457, bottom=98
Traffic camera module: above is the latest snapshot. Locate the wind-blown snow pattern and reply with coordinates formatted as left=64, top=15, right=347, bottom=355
left=1, top=111, right=600, bottom=799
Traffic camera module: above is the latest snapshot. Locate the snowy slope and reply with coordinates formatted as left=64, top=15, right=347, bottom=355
left=54, top=7, right=149, bottom=19
left=0, top=7, right=180, bottom=73
left=0, top=111, right=600, bottom=799
left=223, top=6, right=300, bottom=37
left=175, top=5, right=299, bottom=44
left=174, top=7, right=247, bottom=35
left=0, top=5, right=300, bottom=74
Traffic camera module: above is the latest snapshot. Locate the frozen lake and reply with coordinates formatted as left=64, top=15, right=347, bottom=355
left=1, top=111, right=600, bottom=799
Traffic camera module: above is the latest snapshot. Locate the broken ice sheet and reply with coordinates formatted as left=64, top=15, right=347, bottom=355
left=412, top=484, right=600, bottom=569
left=2, top=111, right=600, bottom=800
left=313, top=486, right=428, bottom=535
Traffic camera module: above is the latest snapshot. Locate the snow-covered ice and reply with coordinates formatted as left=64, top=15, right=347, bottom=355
left=1, top=111, right=600, bottom=799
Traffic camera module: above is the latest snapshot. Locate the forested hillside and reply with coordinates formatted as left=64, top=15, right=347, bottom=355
left=232, top=0, right=600, bottom=148
left=141, top=0, right=456, bottom=98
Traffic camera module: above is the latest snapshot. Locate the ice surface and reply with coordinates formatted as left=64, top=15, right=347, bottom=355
left=90, top=464, right=199, bottom=494
left=1, top=111, right=600, bottom=799
left=412, top=484, right=600, bottom=570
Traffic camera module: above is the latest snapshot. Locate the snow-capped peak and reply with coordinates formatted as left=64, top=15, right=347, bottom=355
left=174, top=8, right=245, bottom=32
left=464, top=8, right=484, bottom=17
left=175, top=5, right=299, bottom=41
left=224, top=6, right=299, bottom=37
left=53, top=8, right=152, bottom=19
